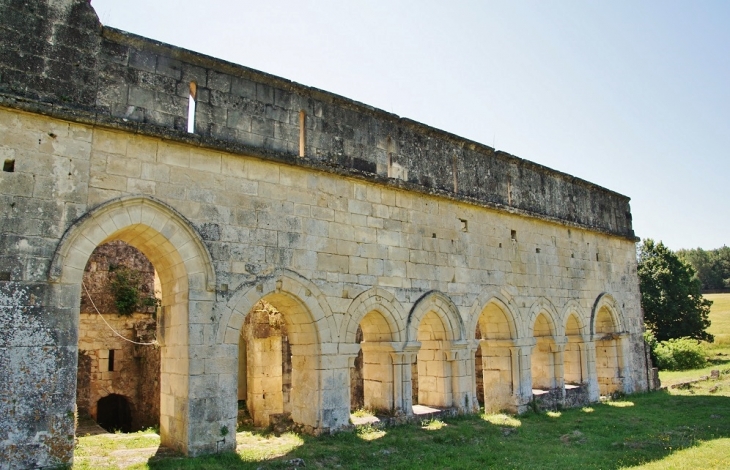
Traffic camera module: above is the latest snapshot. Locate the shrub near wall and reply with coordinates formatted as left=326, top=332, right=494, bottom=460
left=653, top=338, right=708, bottom=371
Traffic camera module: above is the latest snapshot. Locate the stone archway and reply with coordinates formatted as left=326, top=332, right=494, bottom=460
left=472, top=297, right=519, bottom=412
left=220, top=271, right=337, bottom=433
left=51, top=196, right=216, bottom=455
left=591, top=295, right=625, bottom=396
left=406, top=292, right=471, bottom=412
left=342, top=287, right=407, bottom=414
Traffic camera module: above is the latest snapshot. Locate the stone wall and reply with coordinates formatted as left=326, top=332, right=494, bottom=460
left=0, top=0, right=635, bottom=241
left=0, top=1, right=652, bottom=468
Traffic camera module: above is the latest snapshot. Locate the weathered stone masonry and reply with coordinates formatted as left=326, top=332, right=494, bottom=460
left=0, top=0, right=650, bottom=468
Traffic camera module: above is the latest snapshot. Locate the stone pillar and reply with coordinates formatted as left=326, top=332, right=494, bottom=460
left=552, top=336, right=568, bottom=402
left=512, top=338, right=536, bottom=412
left=447, top=340, right=478, bottom=412
left=246, top=335, right=284, bottom=426
left=395, top=342, right=420, bottom=414
left=319, top=342, right=359, bottom=431
left=584, top=341, right=599, bottom=401
left=480, top=338, right=515, bottom=412
left=289, top=343, right=321, bottom=432
left=360, top=342, right=396, bottom=411
left=618, top=333, right=632, bottom=393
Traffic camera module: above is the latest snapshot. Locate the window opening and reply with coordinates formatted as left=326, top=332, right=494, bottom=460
left=3, top=159, right=14, bottom=172
left=187, top=82, right=197, bottom=133
left=299, top=110, right=306, bottom=157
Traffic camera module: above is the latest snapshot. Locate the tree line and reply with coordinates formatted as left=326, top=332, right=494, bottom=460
left=676, top=246, right=730, bottom=291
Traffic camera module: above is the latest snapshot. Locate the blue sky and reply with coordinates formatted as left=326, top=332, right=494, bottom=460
left=91, top=0, right=730, bottom=250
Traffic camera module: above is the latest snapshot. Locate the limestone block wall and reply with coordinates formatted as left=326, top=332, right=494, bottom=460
left=0, top=104, right=649, bottom=467
left=0, top=1, right=652, bottom=467
left=77, top=312, right=159, bottom=431
left=0, top=0, right=635, bottom=240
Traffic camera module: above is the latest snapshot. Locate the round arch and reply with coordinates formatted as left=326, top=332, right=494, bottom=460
left=526, top=298, right=561, bottom=337
left=219, top=269, right=333, bottom=431
left=341, top=287, right=407, bottom=344
left=467, top=289, right=522, bottom=340
left=50, top=195, right=215, bottom=291
left=217, top=269, right=334, bottom=346
left=49, top=195, right=216, bottom=455
left=590, top=293, right=624, bottom=336
left=561, top=300, right=589, bottom=341
left=406, top=291, right=465, bottom=343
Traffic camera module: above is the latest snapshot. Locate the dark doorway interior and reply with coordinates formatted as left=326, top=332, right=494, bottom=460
left=96, top=394, right=132, bottom=433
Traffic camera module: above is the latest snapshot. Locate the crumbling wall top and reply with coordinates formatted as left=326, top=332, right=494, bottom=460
left=0, top=0, right=635, bottom=239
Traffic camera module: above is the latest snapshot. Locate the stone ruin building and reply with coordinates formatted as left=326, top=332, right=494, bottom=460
left=0, top=0, right=656, bottom=467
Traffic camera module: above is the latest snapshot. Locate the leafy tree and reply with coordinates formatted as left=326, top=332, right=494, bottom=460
left=638, top=239, right=713, bottom=342
left=677, top=245, right=730, bottom=291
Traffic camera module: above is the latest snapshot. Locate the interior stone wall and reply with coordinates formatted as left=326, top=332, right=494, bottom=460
left=77, top=241, right=160, bottom=432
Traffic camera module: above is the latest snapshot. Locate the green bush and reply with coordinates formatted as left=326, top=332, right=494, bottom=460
left=652, top=337, right=708, bottom=371
left=109, top=266, right=159, bottom=316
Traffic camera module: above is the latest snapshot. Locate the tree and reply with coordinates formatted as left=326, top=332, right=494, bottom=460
left=638, top=239, right=713, bottom=342
left=677, top=245, right=730, bottom=291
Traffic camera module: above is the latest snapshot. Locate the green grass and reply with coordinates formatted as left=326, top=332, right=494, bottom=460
left=75, top=378, right=730, bottom=469
left=706, top=293, right=730, bottom=346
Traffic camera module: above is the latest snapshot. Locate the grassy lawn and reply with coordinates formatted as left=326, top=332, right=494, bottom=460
left=705, top=293, right=730, bottom=346
left=75, top=377, right=730, bottom=469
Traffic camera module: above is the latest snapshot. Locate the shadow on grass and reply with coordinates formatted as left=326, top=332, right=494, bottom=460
left=144, top=391, right=730, bottom=470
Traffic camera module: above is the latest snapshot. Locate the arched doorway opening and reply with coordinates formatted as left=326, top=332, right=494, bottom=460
left=595, top=306, right=623, bottom=395
left=77, top=240, right=160, bottom=433
left=531, top=313, right=558, bottom=391
left=350, top=310, right=395, bottom=413
left=235, top=291, right=321, bottom=433
left=413, top=311, right=452, bottom=407
left=96, top=394, right=133, bottom=433
left=564, top=314, right=585, bottom=386
left=53, top=197, right=217, bottom=454
left=474, top=302, right=515, bottom=412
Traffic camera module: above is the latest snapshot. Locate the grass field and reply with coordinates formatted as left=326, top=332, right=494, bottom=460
left=72, top=294, right=730, bottom=469
left=74, top=379, right=730, bottom=469
left=705, top=293, right=730, bottom=346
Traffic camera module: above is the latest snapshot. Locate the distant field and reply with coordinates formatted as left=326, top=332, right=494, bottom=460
left=705, top=293, right=730, bottom=346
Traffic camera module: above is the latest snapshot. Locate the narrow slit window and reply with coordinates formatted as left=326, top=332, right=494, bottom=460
left=299, top=110, right=306, bottom=157
left=3, top=159, right=14, bottom=172
left=187, top=82, right=197, bottom=133
left=511, top=230, right=517, bottom=241
left=108, top=349, right=115, bottom=372
left=386, top=136, right=393, bottom=177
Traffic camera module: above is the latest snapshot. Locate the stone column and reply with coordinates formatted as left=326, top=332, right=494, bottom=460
left=618, top=333, right=633, bottom=393
left=584, top=340, right=599, bottom=401
left=289, top=343, right=322, bottom=432
left=393, top=342, right=420, bottom=415
left=480, top=338, right=515, bottom=412
left=511, top=337, right=536, bottom=412
left=553, top=336, right=567, bottom=389
left=552, top=336, right=568, bottom=402
left=360, top=342, right=397, bottom=411
left=447, top=340, right=479, bottom=413
left=318, top=342, right=359, bottom=432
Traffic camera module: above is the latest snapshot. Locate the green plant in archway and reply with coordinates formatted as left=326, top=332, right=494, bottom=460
left=109, top=266, right=159, bottom=316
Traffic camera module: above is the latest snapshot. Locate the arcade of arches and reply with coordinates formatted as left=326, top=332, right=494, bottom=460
left=0, top=107, right=652, bottom=465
